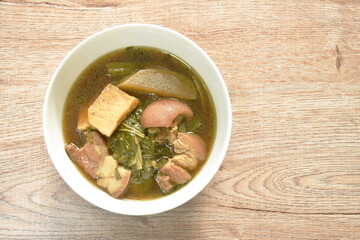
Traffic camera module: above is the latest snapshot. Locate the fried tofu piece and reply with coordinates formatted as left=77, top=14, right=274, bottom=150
left=88, top=84, right=139, bottom=137
left=77, top=101, right=92, bottom=130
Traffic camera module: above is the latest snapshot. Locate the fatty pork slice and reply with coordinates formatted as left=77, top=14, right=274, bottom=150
left=65, top=131, right=109, bottom=178
left=155, top=122, right=179, bottom=144
left=169, top=153, right=198, bottom=171
left=96, top=155, right=131, bottom=198
left=170, top=133, right=206, bottom=170
left=160, top=162, right=191, bottom=185
left=155, top=172, right=174, bottom=193
left=65, top=144, right=100, bottom=178
left=88, top=84, right=139, bottom=137
left=83, top=131, right=109, bottom=163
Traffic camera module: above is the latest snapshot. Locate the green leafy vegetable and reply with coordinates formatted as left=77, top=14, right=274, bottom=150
left=185, top=115, right=202, bottom=133
left=118, top=126, right=145, bottom=138
left=108, top=131, right=137, bottom=166
left=125, top=46, right=151, bottom=61
left=108, top=94, right=160, bottom=184
left=106, top=62, right=138, bottom=78
left=156, top=157, right=169, bottom=169
left=178, top=123, right=187, bottom=132
left=119, top=107, right=145, bottom=137
left=140, top=136, right=155, bottom=160
left=133, top=140, right=143, bottom=170
left=155, top=141, right=173, bottom=159
left=130, top=160, right=155, bottom=184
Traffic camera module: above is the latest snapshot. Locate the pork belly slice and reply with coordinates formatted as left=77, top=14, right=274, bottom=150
left=160, top=162, right=191, bottom=185
left=96, top=155, right=131, bottom=198
left=155, top=172, right=174, bottom=193
left=65, top=143, right=99, bottom=178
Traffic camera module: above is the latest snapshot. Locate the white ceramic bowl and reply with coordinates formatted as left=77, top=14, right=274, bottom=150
left=43, top=24, right=231, bottom=215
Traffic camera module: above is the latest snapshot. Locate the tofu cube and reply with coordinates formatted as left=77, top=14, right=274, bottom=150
left=88, top=84, right=139, bottom=137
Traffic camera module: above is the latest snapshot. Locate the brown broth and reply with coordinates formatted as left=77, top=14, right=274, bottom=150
left=63, top=46, right=216, bottom=200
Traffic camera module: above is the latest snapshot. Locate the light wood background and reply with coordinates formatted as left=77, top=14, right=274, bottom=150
left=1, top=0, right=359, bottom=239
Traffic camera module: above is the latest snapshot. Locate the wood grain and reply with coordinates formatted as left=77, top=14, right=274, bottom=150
left=0, top=0, right=359, bottom=239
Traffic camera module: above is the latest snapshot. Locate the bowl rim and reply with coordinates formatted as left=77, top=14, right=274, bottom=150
left=43, top=23, right=232, bottom=215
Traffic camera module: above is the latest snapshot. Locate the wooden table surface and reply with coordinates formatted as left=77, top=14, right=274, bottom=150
left=1, top=0, right=360, bottom=239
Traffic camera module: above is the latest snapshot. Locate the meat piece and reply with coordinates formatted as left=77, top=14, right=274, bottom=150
left=155, top=123, right=178, bottom=144
left=170, top=152, right=198, bottom=170
left=83, top=143, right=101, bottom=162
left=83, top=131, right=109, bottom=162
left=87, top=131, right=109, bottom=154
left=160, top=162, right=191, bottom=184
left=65, top=144, right=99, bottom=178
left=140, top=99, right=193, bottom=128
left=175, top=133, right=206, bottom=161
left=168, top=133, right=207, bottom=170
left=96, top=156, right=132, bottom=198
left=95, top=155, right=118, bottom=178
left=65, top=131, right=109, bottom=179
left=155, top=172, right=174, bottom=193
left=88, top=84, right=139, bottom=137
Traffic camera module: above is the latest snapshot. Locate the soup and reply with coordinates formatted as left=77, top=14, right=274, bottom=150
left=63, top=46, right=216, bottom=200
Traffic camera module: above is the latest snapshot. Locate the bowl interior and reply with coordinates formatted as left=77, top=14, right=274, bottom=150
left=43, top=24, right=231, bottom=215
